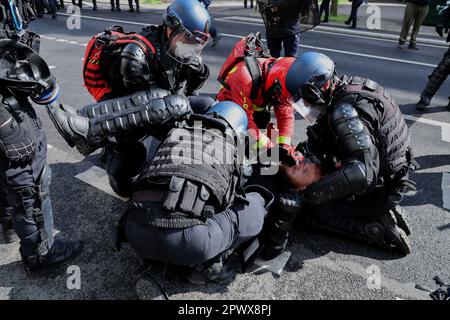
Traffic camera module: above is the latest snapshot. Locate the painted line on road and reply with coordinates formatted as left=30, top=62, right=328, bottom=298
left=75, top=165, right=129, bottom=202
left=50, top=13, right=438, bottom=68
left=403, top=114, right=450, bottom=142
left=217, top=16, right=449, bottom=49
left=441, top=173, right=450, bottom=210
left=221, top=32, right=437, bottom=68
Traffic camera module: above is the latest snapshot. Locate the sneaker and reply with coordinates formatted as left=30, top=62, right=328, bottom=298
left=111, top=7, right=116, bottom=11
left=344, top=20, right=351, bottom=25
left=398, top=40, right=405, bottom=49
left=128, top=7, right=134, bottom=12
left=136, top=8, right=141, bottom=13
left=416, top=96, right=431, bottom=111
left=117, top=7, right=121, bottom=11
left=21, top=239, right=83, bottom=275
left=408, top=43, right=419, bottom=50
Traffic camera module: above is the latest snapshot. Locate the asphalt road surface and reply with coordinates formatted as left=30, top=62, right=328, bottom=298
left=0, top=4, right=449, bottom=300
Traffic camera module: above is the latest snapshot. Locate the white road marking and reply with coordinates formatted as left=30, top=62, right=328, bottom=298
left=217, top=16, right=448, bottom=48
left=403, top=115, right=450, bottom=142
left=75, top=166, right=129, bottom=202
left=441, top=173, right=450, bottom=210
left=56, top=38, right=68, bottom=43
left=49, top=65, right=56, bottom=70
left=43, top=13, right=438, bottom=69
left=253, top=251, right=292, bottom=276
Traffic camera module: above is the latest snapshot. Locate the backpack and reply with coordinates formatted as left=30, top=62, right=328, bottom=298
left=217, top=32, right=271, bottom=100
left=83, top=25, right=156, bottom=101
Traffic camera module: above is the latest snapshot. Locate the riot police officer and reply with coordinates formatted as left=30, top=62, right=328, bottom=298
left=0, top=39, right=81, bottom=273
left=80, top=0, right=213, bottom=199
left=257, top=0, right=316, bottom=57
left=277, top=52, right=416, bottom=256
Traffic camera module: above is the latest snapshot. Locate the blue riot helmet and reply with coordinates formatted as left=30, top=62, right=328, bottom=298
left=163, top=0, right=211, bottom=64
left=285, top=52, right=335, bottom=124
left=207, top=101, right=248, bottom=135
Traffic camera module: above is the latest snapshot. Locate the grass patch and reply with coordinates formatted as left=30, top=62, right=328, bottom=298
left=328, top=15, right=348, bottom=23
left=142, top=0, right=162, bottom=4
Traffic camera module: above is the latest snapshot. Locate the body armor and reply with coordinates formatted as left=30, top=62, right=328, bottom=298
left=133, top=115, right=243, bottom=229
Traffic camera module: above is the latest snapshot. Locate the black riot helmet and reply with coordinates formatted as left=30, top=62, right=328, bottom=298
left=285, top=51, right=336, bottom=124
left=0, top=39, right=52, bottom=98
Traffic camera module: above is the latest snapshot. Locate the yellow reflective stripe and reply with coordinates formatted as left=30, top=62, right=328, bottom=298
left=253, top=106, right=265, bottom=112
left=276, top=136, right=291, bottom=145
left=253, top=135, right=270, bottom=149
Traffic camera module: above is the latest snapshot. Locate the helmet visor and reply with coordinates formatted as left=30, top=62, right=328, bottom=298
left=165, top=26, right=210, bottom=64
left=290, top=97, right=325, bottom=124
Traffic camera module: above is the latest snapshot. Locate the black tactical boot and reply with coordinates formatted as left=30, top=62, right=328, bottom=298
left=185, top=250, right=236, bottom=285
left=302, top=206, right=412, bottom=256
left=416, top=95, right=431, bottom=111
left=21, top=239, right=82, bottom=275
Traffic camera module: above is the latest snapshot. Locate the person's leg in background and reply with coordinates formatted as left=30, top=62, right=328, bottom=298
left=417, top=49, right=450, bottom=110
left=266, top=33, right=283, bottom=58
left=409, top=4, right=429, bottom=50
left=346, top=0, right=363, bottom=28
left=92, top=0, right=97, bottom=10
left=320, top=0, right=331, bottom=22
left=128, top=0, right=140, bottom=12
left=398, top=2, right=416, bottom=48
left=282, top=33, right=300, bottom=57
left=47, top=0, right=57, bottom=18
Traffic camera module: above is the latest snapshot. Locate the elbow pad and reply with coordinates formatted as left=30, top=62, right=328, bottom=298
left=120, top=43, right=152, bottom=90
left=302, top=160, right=369, bottom=205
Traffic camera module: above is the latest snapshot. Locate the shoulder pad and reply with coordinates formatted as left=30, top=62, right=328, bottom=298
left=121, top=43, right=147, bottom=60
left=328, top=103, right=358, bottom=126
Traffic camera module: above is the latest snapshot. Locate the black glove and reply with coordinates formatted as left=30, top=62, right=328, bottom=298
left=188, top=56, right=206, bottom=75
left=0, top=119, right=35, bottom=168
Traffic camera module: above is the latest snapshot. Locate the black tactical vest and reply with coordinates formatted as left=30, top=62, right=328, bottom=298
left=134, top=117, right=243, bottom=229
left=333, top=77, right=412, bottom=175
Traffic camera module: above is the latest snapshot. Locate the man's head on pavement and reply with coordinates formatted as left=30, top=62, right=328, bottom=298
left=286, top=51, right=337, bottom=124
left=163, top=0, right=211, bottom=65
left=279, top=161, right=325, bottom=191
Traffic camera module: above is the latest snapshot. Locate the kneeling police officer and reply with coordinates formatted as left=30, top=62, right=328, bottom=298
left=278, top=52, right=417, bottom=256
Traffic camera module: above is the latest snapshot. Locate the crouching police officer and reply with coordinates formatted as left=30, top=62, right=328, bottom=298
left=278, top=52, right=417, bottom=256
left=45, top=97, right=274, bottom=297
left=80, top=0, right=213, bottom=198
left=0, top=39, right=81, bottom=273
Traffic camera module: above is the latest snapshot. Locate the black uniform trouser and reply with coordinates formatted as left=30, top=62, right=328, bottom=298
left=347, top=0, right=363, bottom=27
left=125, top=192, right=267, bottom=266
left=104, top=96, right=216, bottom=197
left=266, top=32, right=300, bottom=58
left=128, top=0, right=139, bottom=9
left=421, top=47, right=450, bottom=101
left=0, top=112, right=54, bottom=257
left=320, top=0, right=331, bottom=20
left=110, top=0, right=120, bottom=8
